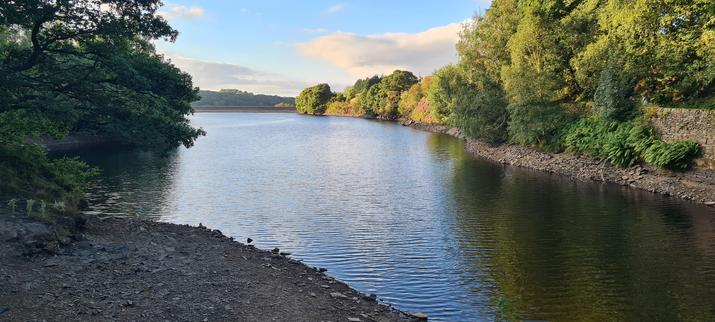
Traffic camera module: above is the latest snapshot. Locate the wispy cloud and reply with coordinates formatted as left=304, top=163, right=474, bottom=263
left=164, top=55, right=310, bottom=96
left=325, top=3, right=346, bottom=14
left=297, top=22, right=462, bottom=78
left=159, top=5, right=205, bottom=20
left=302, top=28, right=328, bottom=34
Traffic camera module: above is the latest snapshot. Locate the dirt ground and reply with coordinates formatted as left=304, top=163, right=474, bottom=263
left=0, top=214, right=424, bottom=322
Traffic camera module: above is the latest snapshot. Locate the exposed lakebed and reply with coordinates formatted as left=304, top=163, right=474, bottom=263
left=72, top=113, right=715, bottom=321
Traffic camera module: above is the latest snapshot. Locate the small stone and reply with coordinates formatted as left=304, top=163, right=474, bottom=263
left=318, top=267, right=328, bottom=272
left=246, top=238, right=253, bottom=244
left=279, top=252, right=291, bottom=256
left=321, top=285, right=330, bottom=289
left=310, top=292, right=317, bottom=297
left=705, top=202, right=715, bottom=207
left=271, top=248, right=280, bottom=254
left=330, top=292, right=348, bottom=299
left=413, top=312, right=428, bottom=320
left=347, top=318, right=361, bottom=322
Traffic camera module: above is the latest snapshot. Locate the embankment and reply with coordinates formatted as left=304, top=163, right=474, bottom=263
left=0, top=213, right=422, bottom=321
left=404, top=120, right=715, bottom=206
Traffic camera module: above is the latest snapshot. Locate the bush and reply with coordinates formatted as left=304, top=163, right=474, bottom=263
left=564, top=115, right=700, bottom=169
left=644, top=141, right=700, bottom=170
left=507, top=102, right=572, bottom=152
left=593, top=58, right=635, bottom=120
left=602, top=124, right=640, bottom=167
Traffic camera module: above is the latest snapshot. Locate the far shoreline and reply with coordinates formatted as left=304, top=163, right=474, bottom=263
left=193, top=106, right=295, bottom=113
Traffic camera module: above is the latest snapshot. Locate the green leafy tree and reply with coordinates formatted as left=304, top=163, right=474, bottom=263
left=0, top=0, right=204, bottom=209
left=296, top=84, right=333, bottom=115
left=427, top=65, right=464, bottom=123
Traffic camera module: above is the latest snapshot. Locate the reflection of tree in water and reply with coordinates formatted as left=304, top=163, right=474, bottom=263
left=78, top=148, right=180, bottom=219
left=445, top=145, right=715, bottom=321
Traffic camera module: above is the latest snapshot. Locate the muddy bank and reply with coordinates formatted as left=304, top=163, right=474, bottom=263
left=402, top=120, right=715, bottom=206
left=0, top=214, right=423, bottom=322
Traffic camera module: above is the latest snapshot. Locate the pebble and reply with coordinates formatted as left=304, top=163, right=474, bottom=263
left=412, top=312, right=428, bottom=320
left=329, top=292, right=348, bottom=299
left=347, top=318, right=361, bottom=322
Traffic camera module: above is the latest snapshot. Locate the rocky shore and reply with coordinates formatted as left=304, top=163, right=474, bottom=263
left=0, top=213, right=423, bottom=322
left=403, top=120, right=715, bottom=206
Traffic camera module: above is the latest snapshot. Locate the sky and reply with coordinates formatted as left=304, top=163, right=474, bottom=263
left=155, top=0, right=493, bottom=96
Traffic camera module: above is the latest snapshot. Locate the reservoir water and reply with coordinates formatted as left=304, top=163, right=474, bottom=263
left=77, top=112, right=715, bottom=321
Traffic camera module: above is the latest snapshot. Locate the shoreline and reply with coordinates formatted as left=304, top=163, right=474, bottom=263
left=0, top=213, right=424, bottom=321
left=401, top=120, right=715, bottom=206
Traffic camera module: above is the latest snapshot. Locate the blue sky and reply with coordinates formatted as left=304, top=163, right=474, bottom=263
left=156, top=1, right=492, bottom=96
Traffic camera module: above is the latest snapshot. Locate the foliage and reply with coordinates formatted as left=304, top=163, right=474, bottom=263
left=194, top=89, right=294, bottom=107
left=507, top=102, right=572, bottom=152
left=295, top=0, right=710, bottom=170
left=325, top=99, right=355, bottom=116
left=0, top=0, right=204, bottom=211
left=453, top=69, right=509, bottom=143
left=357, top=70, right=418, bottom=119
left=643, top=141, right=701, bottom=170
left=296, top=83, right=333, bottom=115
left=593, top=57, right=635, bottom=120
left=352, top=75, right=382, bottom=96
left=564, top=116, right=700, bottom=168
left=407, top=99, right=439, bottom=124
left=427, top=65, right=464, bottom=123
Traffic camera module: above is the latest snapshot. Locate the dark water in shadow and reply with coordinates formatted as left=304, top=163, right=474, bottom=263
left=74, top=113, right=715, bottom=321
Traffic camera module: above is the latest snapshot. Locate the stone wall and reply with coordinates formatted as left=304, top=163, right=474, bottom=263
left=648, top=107, right=715, bottom=169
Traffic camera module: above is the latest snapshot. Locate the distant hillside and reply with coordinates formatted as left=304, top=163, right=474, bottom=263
left=193, top=89, right=295, bottom=107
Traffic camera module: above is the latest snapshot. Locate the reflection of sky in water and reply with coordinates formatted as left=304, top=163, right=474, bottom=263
left=79, top=113, right=715, bottom=321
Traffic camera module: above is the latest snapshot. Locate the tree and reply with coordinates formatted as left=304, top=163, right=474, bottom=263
left=356, top=70, right=418, bottom=119
left=457, top=0, right=521, bottom=85
left=296, top=84, right=333, bottom=115
left=0, top=1, right=204, bottom=207
left=427, top=65, right=464, bottom=123
left=398, top=77, right=432, bottom=117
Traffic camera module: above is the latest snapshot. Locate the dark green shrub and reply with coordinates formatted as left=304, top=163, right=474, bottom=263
left=593, top=58, right=635, bottom=121
left=451, top=74, right=509, bottom=144
left=603, top=124, right=640, bottom=167
left=643, top=141, right=700, bottom=170
left=564, top=116, right=664, bottom=167
left=563, top=116, right=613, bottom=158
left=507, top=102, right=572, bottom=152
left=625, top=120, right=657, bottom=154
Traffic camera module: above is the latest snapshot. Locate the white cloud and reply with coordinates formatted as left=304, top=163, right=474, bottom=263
left=164, top=55, right=309, bottom=97
left=296, top=23, right=462, bottom=78
left=325, top=3, right=346, bottom=14
left=159, top=5, right=205, bottom=20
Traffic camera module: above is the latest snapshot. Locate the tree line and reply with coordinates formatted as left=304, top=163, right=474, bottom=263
left=194, top=89, right=295, bottom=107
left=296, top=0, right=712, bottom=170
left=1, top=0, right=204, bottom=213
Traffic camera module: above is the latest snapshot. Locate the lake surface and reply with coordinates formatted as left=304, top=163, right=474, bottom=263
left=76, top=113, right=715, bottom=321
